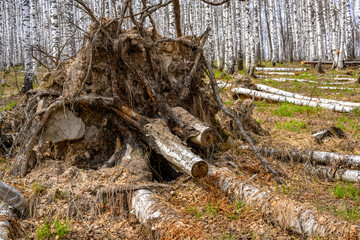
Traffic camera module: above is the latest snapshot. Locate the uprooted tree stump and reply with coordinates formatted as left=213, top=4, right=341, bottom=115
left=3, top=19, right=267, bottom=182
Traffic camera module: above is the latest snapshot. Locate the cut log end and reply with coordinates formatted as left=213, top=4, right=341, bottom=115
left=189, top=129, right=213, bottom=146
left=191, top=161, right=208, bottom=179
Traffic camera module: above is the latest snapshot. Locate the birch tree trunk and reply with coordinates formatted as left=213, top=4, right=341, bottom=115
left=212, top=7, right=221, bottom=67
left=235, top=1, right=243, bottom=70
left=338, top=0, right=346, bottom=69
left=5, top=1, right=12, bottom=73
left=22, top=0, right=33, bottom=93
left=50, top=0, right=60, bottom=58
left=314, top=0, right=324, bottom=73
left=65, top=0, right=76, bottom=57
left=268, top=0, right=278, bottom=65
left=243, top=0, right=251, bottom=74
left=30, top=0, right=38, bottom=77
left=250, top=0, right=259, bottom=77
left=329, top=0, right=338, bottom=68
left=0, top=1, right=3, bottom=71
left=307, top=0, right=316, bottom=61
left=344, top=0, right=354, bottom=59
left=224, top=2, right=234, bottom=73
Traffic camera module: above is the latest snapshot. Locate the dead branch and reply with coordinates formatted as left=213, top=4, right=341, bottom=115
left=204, top=56, right=283, bottom=184
left=180, top=27, right=210, bottom=100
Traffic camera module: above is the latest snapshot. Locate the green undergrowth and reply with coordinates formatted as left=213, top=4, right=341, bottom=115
left=333, top=182, right=360, bottom=201
left=336, top=116, right=360, bottom=139
left=0, top=101, right=18, bottom=112
left=271, top=102, right=322, bottom=117
left=276, top=120, right=307, bottom=132
left=37, top=217, right=70, bottom=240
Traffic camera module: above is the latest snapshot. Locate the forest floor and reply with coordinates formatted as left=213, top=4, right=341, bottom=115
left=1, top=63, right=360, bottom=239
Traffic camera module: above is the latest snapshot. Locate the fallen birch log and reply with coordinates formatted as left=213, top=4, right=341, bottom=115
left=305, top=162, right=360, bottom=183
left=0, top=181, right=27, bottom=216
left=171, top=107, right=213, bottom=146
left=209, top=167, right=360, bottom=238
left=0, top=201, right=14, bottom=240
left=255, top=84, right=360, bottom=108
left=260, top=72, right=296, bottom=75
left=240, top=145, right=360, bottom=169
left=326, top=80, right=357, bottom=85
left=256, top=67, right=307, bottom=72
left=267, top=78, right=317, bottom=83
left=131, top=189, right=203, bottom=239
left=232, top=87, right=356, bottom=113
left=334, top=78, right=356, bottom=81
left=144, top=119, right=208, bottom=179
left=117, top=140, right=204, bottom=239
left=318, top=87, right=353, bottom=90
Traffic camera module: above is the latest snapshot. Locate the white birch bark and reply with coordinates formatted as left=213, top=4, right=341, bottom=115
left=338, top=0, right=346, bottom=69
left=344, top=0, right=354, bottom=59
left=275, top=0, right=283, bottom=62
left=314, top=0, right=324, bottom=71
left=168, top=3, right=175, bottom=38
left=235, top=2, right=243, bottom=69
left=250, top=0, right=260, bottom=76
left=144, top=119, right=208, bottom=179
left=243, top=0, right=251, bottom=74
left=0, top=180, right=27, bottom=215
left=329, top=0, right=338, bottom=68
left=50, top=0, right=60, bottom=56
left=232, top=87, right=357, bottom=112
left=307, top=0, right=316, bottom=60
left=305, top=162, right=360, bottom=183
left=23, top=0, right=33, bottom=92
left=30, top=0, right=38, bottom=76
left=0, top=201, right=14, bottom=240
left=284, top=0, right=293, bottom=62
left=105, top=0, right=111, bottom=17
left=213, top=7, right=221, bottom=66
left=240, top=145, right=360, bottom=169
left=65, top=0, right=76, bottom=57
left=268, top=0, right=278, bottom=64
left=267, top=78, right=317, bottom=83
left=224, top=2, right=234, bottom=73
left=255, top=84, right=360, bottom=107
left=131, top=189, right=201, bottom=238
left=256, top=67, right=307, bottom=72
left=210, top=167, right=360, bottom=238
left=0, top=1, right=3, bottom=70
left=5, top=1, right=12, bottom=72
left=292, top=0, right=299, bottom=61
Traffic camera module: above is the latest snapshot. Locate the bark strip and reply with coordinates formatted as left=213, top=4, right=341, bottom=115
left=209, top=167, right=360, bottom=238
left=144, top=119, right=208, bottom=179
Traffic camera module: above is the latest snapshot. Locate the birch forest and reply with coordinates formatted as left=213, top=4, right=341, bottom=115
left=0, top=0, right=360, bottom=239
